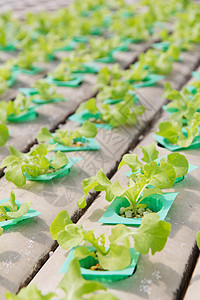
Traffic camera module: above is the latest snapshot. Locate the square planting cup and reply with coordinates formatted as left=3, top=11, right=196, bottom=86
left=60, top=246, right=140, bottom=282
left=69, top=110, right=113, bottom=130
left=24, top=157, right=82, bottom=181
left=0, top=198, right=41, bottom=228
left=98, top=192, right=178, bottom=226
left=49, top=137, right=100, bottom=152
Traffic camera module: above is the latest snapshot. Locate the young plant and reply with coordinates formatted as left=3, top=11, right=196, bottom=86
left=0, top=93, right=34, bottom=120
left=0, top=227, right=3, bottom=236
left=51, top=210, right=171, bottom=271
left=32, top=79, right=64, bottom=101
left=76, top=96, right=145, bottom=128
left=48, top=62, right=75, bottom=82
left=155, top=112, right=200, bottom=148
left=78, top=36, right=122, bottom=60
left=62, top=53, right=92, bottom=72
left=0, top=123, right=9, bottom=147
left=123, top=61, right=149, bottom=82
left=0, top=60, right=15, bottom=82
left=77, top=143, right=188, bottom=217
left=96, top=64, right=124, bottom=89
left=0, top=191, right=31, bottom=222
left=163, top=83, right=200, bottom=122
left=5, top=258, right=118, bottom=300
left=15, top=50, right=38, bottom=70
left=139, top=49, right=173, bottom=75
left=36, top=121, right=97, bottom=147
left=97, top=79, right=135, bottom=101
left=0, top=144, right=68, bottom=187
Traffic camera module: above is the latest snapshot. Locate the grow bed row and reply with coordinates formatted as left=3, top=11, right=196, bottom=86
left=30, top=67, right=200, bottom=300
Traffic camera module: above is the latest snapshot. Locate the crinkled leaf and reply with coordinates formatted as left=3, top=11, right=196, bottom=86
left=139, top=142, right=159, bottom=163
left=98, top=244, right=131, bottom=271
left=57, top=224, right=84, bottom=250
left=50, top=210, right=72, bottom=240
left=118, top=153, right=143, bottom=172
left=132, top=213, right=171, bottom=255
left=36, top=127, right=52, bottom=142
left=5, top=284, right=55, bottom=300
left=161, top=153, right=189, bottom=178
left=0, top=124, right=9, bottom=147
left=50, top=151, right=68, bottom=170
left=77, top=121, right=97, bottom=138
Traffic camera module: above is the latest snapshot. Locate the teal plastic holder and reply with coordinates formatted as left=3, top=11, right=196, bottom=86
left=0, top=44, right=16, bottom=52
left=19, top=87, right=67, bottom=104
left=12, top=65, right=44, bottom=75
left=152, top=41, right=170, bottom=51
left=0, top=198, right=41, bottom=228
left=72, top=63, right=100, bottom=74
left=49, top=137, right=100, bottom=152
left=192, top=71, right=200, bottom=80
left=73, top=36, right=89, bottom=43
left=7, top=72, right=18, bottom=87
left=46, top=74, right=83, bottom=87
left=24, top=157, right=82, bottom=181
left=60, top=246, right=140, bottom=282
left=69, top=110, right=113, bottom=130
left=103, top=94, right=138, bottom=105
left=7, top=107, right=38, bottom=123
left=98, top=192, right=178, bottom=226
left=131, top=74, right=164, bottom=88
left=187, top=85, right=198, bottom=95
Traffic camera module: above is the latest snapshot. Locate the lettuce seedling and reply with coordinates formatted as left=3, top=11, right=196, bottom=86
left=97, top=80, right=135, bottom=101
left=0, top=60, right=15, bottom=82
left=0, top=191, right=31, bottom=222
left=155, top=112, right=200, bottom=148
left=96, top=64, right=124, bottom=89
left=76, top=96, right=145, bottom=128
left=0, top=123, right=9, bottom=147
left=0, top=93, right=35, bottom=120
left=51, top=210, right=171, bottom=271
left=164, top=83, right=200, bottom=122
left=5, top=258, right=118, bottom=300
left=32, top=79, right=65, bottom=101
left=78, top=36, right=122, bottom=60
left=77, top=143, right=188, bottom=213
left=0, top=144, right=68, bottom=187
left=48, top=62, right=75, bottom=82
left=15, top=50, right=38, bottom=70
left=0, top=227, right=3, bottom=236
left=36, top=121, right=97, bottom=146
left=123, top=61, right=149, bottom=82
left=139, top=49, right=173, bottom=75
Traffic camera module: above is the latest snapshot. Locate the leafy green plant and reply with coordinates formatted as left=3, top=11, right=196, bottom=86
left=0, top=227, right=3, bottom=236
left=139, top=49, right=173, bottom=75
left=163, top=83, right=200, bottom=122
left=0, top=60, right=15, bottom=81
left=36, top=121, right=97, bottom=146
left=76, top=96, right=145, bottom=128
left=51, top=210, right=171, bottom=271
left=0, top=191, right=31, bottom=222
left=155, top=112, right=200, bottom=148
left=15, top=50, right=38, bottom=70
left=96, top=64, right=123, bottom=89
left=48, top=63, right=75, bottom=81
left=32, top=80, right=64, bottom=101
left=77, top=143, right=188, bottom=215
left=0, top=123, right=9, bottom=147
left=97, top=80, right=135, bottom=101
left=0, top=144, right=68, bottom=187
left=5, top=258, right=118, bottom=300
left=78, top=36, right=122, bottom=60
left=0, top=93, right=35, bottom=120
